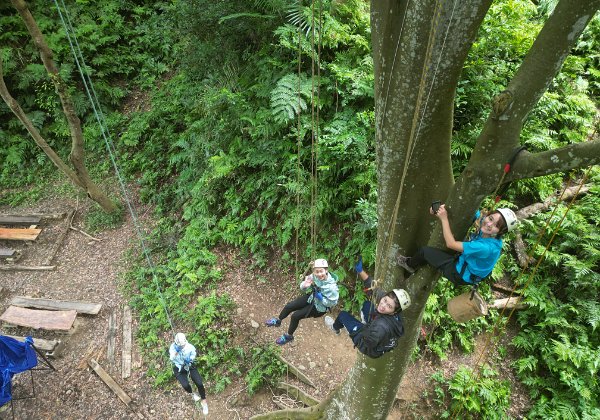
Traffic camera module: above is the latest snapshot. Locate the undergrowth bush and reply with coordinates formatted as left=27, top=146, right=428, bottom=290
left=431, top=365, right=511, bottom=419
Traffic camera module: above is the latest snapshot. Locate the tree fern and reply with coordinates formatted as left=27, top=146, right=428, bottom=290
left=270, top=73, right=311, bottom=123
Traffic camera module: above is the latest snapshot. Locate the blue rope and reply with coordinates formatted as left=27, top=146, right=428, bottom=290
left=53, top=0, right=176, bottom=335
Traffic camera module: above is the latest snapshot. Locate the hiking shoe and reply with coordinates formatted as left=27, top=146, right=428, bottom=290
left=192, top=392, right=201, bottom=402
left=265, top=317, right=281, bottom=327
left=201, top=400, right=209, bottom=416
left=396, top=254, right=415, bottom=274
left=275, top=333, right=294, bottom=345
left=324, top=316, right=340, bottom=335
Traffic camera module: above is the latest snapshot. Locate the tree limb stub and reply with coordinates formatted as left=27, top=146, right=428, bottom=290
left=507, top=142, right=600, bottom=182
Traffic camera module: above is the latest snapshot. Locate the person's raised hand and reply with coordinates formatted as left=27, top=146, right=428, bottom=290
left=435, top=204, right=448, bottom=220
left=354, top=256, right=363, bottom=274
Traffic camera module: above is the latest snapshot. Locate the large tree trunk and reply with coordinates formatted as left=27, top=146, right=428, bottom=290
left=254, top=0, right=599, bottom=418
left=9, top=0, right=118, bottom=213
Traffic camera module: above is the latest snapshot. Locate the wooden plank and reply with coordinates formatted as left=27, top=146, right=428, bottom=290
left=0, top=306, right=77, bottom=331
left=88, top=359, right=132, bottom=406
left=0, top=265, right=55, bottom=271
left=0, top=248, right=15, bottom=257
left=0, top=228, right=42, bottom=241
left=42, top=210, right=74, bottom=266
left=0, top=215, right=41, bottom=226
left=489, top=296, right=526, bottom=310
left=122, top=306, right=132, bottom=379
left=0, top=212, right=65, bottom=220
left=276, top=355, right=316, bottom=388
left=107, top=309, right=116, bottom=364
left=10, top=296, right=102, bottom=315
left=5, top=335, right=59, bottom=352
left=277, top=382, right=320, bottom=407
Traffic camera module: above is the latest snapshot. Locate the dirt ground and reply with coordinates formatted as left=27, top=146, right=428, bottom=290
left=0, top=196, right=529, bottom=419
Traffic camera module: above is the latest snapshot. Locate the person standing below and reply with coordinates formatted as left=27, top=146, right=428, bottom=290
left=265, top=258, right=339, bottom=345
left=169, top=333, right=209, bottom=415
left=397, top=204, right=518, bottom=286
left=324, top=257, right=410, bottom=358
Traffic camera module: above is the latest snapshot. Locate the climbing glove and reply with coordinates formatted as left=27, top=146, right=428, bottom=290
left=354, top=256, right=363, bottom=274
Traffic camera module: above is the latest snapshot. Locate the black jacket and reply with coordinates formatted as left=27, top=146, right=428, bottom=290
left=352, top=281, right=405, bottom=358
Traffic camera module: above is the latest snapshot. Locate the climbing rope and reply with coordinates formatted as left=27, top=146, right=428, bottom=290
left=53, top=0, right=176, bottom=335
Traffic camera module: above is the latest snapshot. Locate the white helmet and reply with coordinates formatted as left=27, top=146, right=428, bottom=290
left=393, top=289, right=411, bottom=311
left=497, top=208, right=518, bottom=232
left=313, top=258, right=328, bottom=268
left=174, top=333, right=187, bottom=347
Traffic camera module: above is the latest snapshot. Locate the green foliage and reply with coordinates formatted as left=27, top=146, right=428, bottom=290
left=245, top=345, right=286, bottom=394
left=84, top=202, right=124, bottom=234
left=511, top=174, right=600, bottom=418
left=421, top=282, right=496, bottom=360
left=432, top=365, right=511, bottom=419
left=0, top=0, right=175, bottom=195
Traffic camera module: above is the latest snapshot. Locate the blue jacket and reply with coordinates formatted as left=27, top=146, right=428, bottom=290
left=301, top=272, right=339, bottom=312
left=169, top=342, right=196, bottom=371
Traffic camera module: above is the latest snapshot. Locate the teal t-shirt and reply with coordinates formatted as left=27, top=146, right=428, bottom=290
left=455, top=233, right=502, bottom=283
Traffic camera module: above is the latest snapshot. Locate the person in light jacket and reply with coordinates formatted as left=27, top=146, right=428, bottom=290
left=265, top=258, right=339, bottom=345
left=169, top=333, right=208, bottom=415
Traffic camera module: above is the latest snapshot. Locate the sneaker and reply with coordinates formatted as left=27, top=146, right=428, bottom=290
left=324, top=316, right=340, bottom=335
left=265, top=317, right=281, bottom=327
left=201, top=400, right=209, bottom=415
left=275, top=333, right=294, bottom=345
left=192, top=392, right=201, bottom=402
left=396, top=254, right=415, bottom=274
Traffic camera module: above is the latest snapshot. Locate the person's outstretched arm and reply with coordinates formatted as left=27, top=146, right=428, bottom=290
left=435, top=205, right=464, bottom=252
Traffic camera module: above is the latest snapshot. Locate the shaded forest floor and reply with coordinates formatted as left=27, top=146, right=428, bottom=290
left=0, top=193, right=530, bottom=419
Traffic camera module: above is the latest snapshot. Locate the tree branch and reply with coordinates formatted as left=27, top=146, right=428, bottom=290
left=0, top=55, right=84, bottom=188
left=506, top=140, right=600, bottom=182
left=504, top=0, right=600, bottom=123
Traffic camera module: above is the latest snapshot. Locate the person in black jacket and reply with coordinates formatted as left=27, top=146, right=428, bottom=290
left=324, top=257, right=411, bottom=358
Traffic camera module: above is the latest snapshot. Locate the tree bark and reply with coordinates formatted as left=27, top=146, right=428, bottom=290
left=9, top=0, right=118, bottom=213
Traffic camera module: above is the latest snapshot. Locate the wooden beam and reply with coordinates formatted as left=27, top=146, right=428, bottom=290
left=0, top=212, right=65, bottom=220
left=489, top=296, right=526, bottom=310
left=43, top=209, right=73, bottom=266
left=0, top=265, right=55, bottom=271
left=88, top=359, right=132, bottom=406
left=0, top=248, right=15, bottom=257
left=0, top=227, right=42, bottom=241
left=277, top=382, right=320, bottom=406
left=0, top=215, right=41, bottom=226
left=10, top=296, right=102, bottom=315
left=107, top=309, right=116, bottom=364
left=122, top=306, right=132, bottom=379
left=276, top=355, right=315, bottom=388
left=5, top=335, right=59, bottom=352
left=0, top=306, right=77, bottom=330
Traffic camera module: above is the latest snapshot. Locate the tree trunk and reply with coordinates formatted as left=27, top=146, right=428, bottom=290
left=9, top=0, right=118, bottom=213
left=258, top=0, right=599, bottom=418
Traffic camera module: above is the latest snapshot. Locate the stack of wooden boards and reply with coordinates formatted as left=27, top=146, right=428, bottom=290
left=0, top=296, right=102, bottom=357
left=0, top=215, right=42, bottom=262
